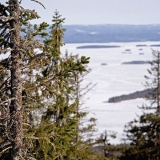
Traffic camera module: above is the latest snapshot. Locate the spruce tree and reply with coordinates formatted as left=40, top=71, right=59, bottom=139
left=26, top=11, right=91, bottom=160
left=0, top=2, right=101, bottom=159
left=121, top=50, right=160, bottom=160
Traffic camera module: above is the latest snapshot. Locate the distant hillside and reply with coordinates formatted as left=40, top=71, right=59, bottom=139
left=77, top=45, right=120, bottom=49
left=108, top=88, right=154, bottom=103
left=122, top=61, right=149, bottom=65
left=61, top=24, right=160, bottom=43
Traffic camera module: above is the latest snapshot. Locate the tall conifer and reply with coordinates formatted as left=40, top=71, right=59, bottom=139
left=26, top=11, right=91, bottom=159
left=121, top=50, right=160, bottom=160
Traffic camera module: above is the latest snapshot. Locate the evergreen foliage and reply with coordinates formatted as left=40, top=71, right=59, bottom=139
left=95, top=130, right=118, bottom=159
left=26, top=11, right=102, bottom=160
left=0, top=1, right=114, bottom=160
left=121, top=50, right=160, bottom=160
left=0, top=0, right=49, bottom=159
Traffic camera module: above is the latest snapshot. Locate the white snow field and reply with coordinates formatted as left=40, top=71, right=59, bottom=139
left=61, top=41, right=160, bottom=144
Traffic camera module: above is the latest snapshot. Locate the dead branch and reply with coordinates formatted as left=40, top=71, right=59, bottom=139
left=0, top=16, right=14, bottom=22
left=0, top=98, right=16, bottom=105
left=0, top=48, right=13, bottom=54
left=0, top=146, right=12, bottom=155
left=31, top=0, right=46, bottom=9
left=26, top=157, right=37, bottom=160
left=0, top=111, right=9, bottom=119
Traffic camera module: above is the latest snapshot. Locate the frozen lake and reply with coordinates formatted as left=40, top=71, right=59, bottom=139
left=61, top=41, right=160, bottom=144
left=1, top=41, right=159, bottom=144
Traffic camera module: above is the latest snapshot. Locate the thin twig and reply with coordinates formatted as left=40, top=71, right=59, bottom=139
left=0, top=98, right=16, bottom=105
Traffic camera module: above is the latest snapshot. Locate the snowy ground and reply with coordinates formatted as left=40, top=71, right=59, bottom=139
left=61, top=41, right=160, bottom=144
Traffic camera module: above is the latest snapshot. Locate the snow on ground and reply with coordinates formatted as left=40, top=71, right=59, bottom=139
left=61, top=41, right=160, bottom=144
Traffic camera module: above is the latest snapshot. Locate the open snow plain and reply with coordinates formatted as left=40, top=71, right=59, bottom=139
left=61, top=41, right=160, bottom=144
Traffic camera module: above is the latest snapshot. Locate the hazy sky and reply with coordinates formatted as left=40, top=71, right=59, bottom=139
left=1, top=0, right=160, bottom=25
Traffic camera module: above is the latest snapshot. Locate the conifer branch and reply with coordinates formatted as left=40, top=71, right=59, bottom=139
left=19, top=7, right=41, bottom=18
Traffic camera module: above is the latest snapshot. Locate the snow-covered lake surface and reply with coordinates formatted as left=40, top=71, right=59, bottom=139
left=61, top=41, right=160, bottom=144
left=1, top=41, right=159, bottom=144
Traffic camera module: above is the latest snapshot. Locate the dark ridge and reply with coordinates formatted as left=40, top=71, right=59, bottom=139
left=108, top=88, right=153, bottom=103
left=122, top=61, right=149, bottom=65
left=125, top=49, right=131, bottom=51
left=150, top=44, right=160, bottom=47
left=28, top=24, right=160, bottom=43
left=101, top=63, right=107, bottom=65
left=76, top=45, right=121, bottom=49
left=136, top=45, right=147, bottom=47
left=62, top=24, right=160, bottom=43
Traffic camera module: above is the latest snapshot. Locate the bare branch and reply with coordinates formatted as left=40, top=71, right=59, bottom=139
left=0, top=146, right=12, bottom=155
left=0, top=16, right=14, bottom=22
left=0, top=98, right=16, bottom=105
left=26, top=157, right=37, bottom=160
left=0, top=48, right=13, bottom=54
left=31, top=0, right=46, bottom=9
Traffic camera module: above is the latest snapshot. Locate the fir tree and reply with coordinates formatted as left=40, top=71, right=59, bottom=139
left=121, top=50, right=160, bottom=160
left=26, top=11, right=91, bottom=160
left=0, top=2, right=101, bottom=159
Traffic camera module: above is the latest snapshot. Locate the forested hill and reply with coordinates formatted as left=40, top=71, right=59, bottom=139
left=60, top=24, right=160, bottom=43
left=108, top=88, right=154, bottom=103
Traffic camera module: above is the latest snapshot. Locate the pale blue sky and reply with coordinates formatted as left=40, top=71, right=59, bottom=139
left=1, top=0, right=160, bottom=24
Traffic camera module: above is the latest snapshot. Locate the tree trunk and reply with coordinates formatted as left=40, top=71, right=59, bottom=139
left=158, top=52, right=160, bottom=114
left=55, top=30, right=60, bottom=123
left=9, top=0, right=23, bottom=159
